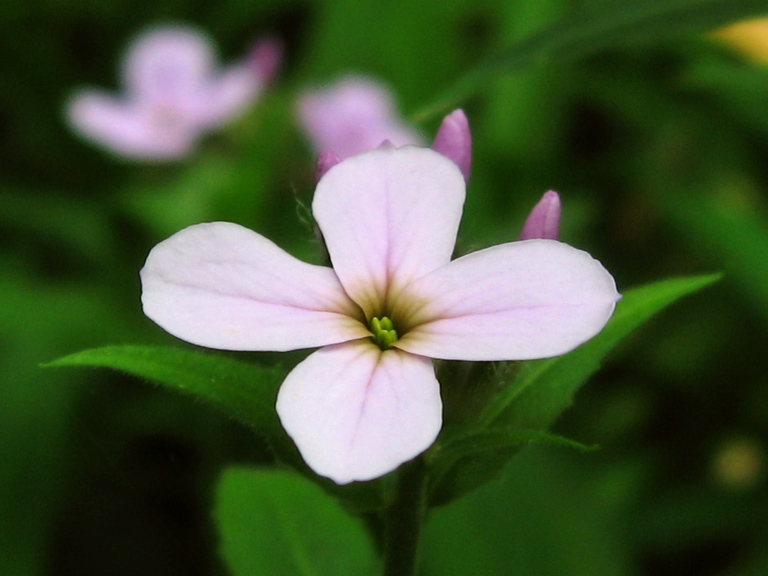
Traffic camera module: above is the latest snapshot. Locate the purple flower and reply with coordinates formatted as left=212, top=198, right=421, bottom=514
left=140, top=146, right=619, bottom=484
left=66, top=26, right=280, bottom=160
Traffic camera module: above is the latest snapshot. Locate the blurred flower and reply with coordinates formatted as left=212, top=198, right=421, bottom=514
left=297, top=76, right=425, bottom=160
left=712, top=18, right=768, bottom=66
left=140, top=145, right=619, bottom=484
left=66, top=26, right=280, bottom=160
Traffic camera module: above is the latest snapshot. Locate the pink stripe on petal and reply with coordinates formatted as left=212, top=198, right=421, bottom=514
left=394, top=240, right=620, bottom=361
left=276, top=341, right=442, bottom=484
left=141, top=222, right=369, bottom=351
left=312, top=146, right=466, bottom=317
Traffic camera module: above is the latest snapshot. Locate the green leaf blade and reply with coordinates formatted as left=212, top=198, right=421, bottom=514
left=44, top=345, right=286, bottom=439
left=427, top=428, right=597, bottom=507
left=656, top=187, right=768, bottom=324
left=416, top=0, right=768, bottom=119
left=215, top=467, right=378, bottom=576
left=428, top=274, right=719, bottom=505
left=490, top=273, right=721, bottom=432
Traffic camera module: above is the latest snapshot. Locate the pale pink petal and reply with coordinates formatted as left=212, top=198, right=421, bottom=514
left=394, top=240, right=620, bottom=361
left=431, top=109, right=471, bottom=181
left=140, top=222, right=369, bottom=351
left=518, top=191, right=561, bottom=240
left=122, top=26, right=214, bottom=107
left=312, top=146, right=466, bottom=317
left=66, top=91, right=195, bottom=159
left=276, top=341, right=442, bottom=484
left=193, top=64, right=262, bottom=127
left=296, top=76, right=424, bottom=159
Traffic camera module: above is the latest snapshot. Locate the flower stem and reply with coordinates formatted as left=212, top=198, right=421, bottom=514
left=382, top=457, right=428, bottom=576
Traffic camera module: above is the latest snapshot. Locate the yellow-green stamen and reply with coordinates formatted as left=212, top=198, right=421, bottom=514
left=370, top=316, right=399, bottom=350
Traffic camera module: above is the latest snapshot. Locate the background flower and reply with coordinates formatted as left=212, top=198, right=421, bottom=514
left=296, top=76, right=424, bottom=160
left=66, top=26, right=279, bottom=160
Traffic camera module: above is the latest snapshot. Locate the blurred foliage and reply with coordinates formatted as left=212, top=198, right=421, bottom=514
left=2, top=0, right=768, bottom=575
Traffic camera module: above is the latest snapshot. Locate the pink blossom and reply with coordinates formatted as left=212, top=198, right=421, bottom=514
left=140, top=146, right=620, bottom=484
left=297, top=76, right=425, bottom=161
left=66, top=26, right=279, bottom=160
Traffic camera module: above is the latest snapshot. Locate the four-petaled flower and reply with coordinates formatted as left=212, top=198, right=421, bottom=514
left=140, top=145, right=620, bottom=484
left=66, top=25, right=280, bottom=160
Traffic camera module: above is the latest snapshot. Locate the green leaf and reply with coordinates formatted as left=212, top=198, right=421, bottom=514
left=428, top=274, right=720, bottom=505
left=415, top=0, right=768, bottom=119
left=431, top=429, right=597, bottom=471
left=44, top=345, right=393, bottom=509
left=215, top=467, right=378, bottom=576
left=427, top=428, right=596, bottom=506
left=484, top=273, right=721, bottom=430
left=422, top=449, right=636, bottom=576
left=655, top=187, right=768, bottom=325
left=44, top=345, right=285, bottom=440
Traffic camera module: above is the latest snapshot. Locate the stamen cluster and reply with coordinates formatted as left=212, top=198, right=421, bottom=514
left=370, top=316, right=398, bottom=349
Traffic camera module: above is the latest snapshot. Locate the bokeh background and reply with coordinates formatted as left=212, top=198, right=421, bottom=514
left=2, top=0, right=768, bottom=574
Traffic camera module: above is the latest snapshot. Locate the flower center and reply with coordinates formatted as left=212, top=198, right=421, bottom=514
left=369, top=316, right=399, bottom=350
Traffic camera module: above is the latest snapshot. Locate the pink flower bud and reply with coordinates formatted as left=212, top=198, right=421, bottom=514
left=431, top=109, right=471, bottom=181
left=518, top=190, right=561, bottom=240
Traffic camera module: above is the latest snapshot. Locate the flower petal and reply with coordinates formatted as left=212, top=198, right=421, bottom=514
left=394, top=240, right=620, bottom=361
left=313, top=146, right=466, bottom=317
left=66, top=91, right=194, bottom=159
left=276, top=341, right=442, bottom=484
left=122, top=26, right=214, bottom=105
left=141, top=222, right=369, bottom=351
left=193, top=63, right=262, bottom=127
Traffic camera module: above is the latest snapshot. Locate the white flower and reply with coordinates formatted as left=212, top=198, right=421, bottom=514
left=140, top=146, right=619, bottom=483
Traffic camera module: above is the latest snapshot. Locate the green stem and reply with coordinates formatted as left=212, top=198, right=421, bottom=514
left=382, top=457, right=428, bottom=576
